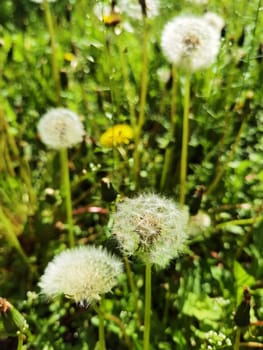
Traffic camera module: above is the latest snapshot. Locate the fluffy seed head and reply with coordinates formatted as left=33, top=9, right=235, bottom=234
left=161, top=15, right=221, bottom=71
left=188, top=211, right=211, bottom=236
left=37, top=108, right=85, bottom=149
left=111, top=193, right=189, bottom=268
left=203, top=12, right=225, bottom=34
left=39, top=246, right=123, bottom=304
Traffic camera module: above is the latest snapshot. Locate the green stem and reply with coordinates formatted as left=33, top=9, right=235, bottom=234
left=0, top=206, right=30, bottom=267
left=124, top=256, right=141, bottom=326
left=162, top=284, right=170, bottom=327
left=234, top=328, right=241, bottom=350
left=202, top=66, right=213, bottom=98
left=94, top=302, right=106, bottom=350
left=133, top=18, right=149, bottom=185
left=16, top=332, right=24, bottom=350
left=160, top=65, right=177, bottom=191
left=98, top=306, right=106, bottom=350
left=217, top=216, right=263, bottom=229
left=179, top=72, right=191, bottom=207
left=143, top=260, right=152, bottom=350
left=239, top=342, right=263, bottom=348
left=43, top=0, right=61, bottom=104
left=103, top=313, right=133, bottom=350
left=206, top=115, right=247, bottom=197
left=104, top=31, right=119, bottom=117
left=60, top=149, right=74, bottom=247
left=117, top=38, right=137, bottom=131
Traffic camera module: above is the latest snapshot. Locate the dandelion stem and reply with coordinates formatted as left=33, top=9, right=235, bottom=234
left=239, top=342, right=263, bottom=348
left=98, top=302, right=106, bottom=350
left=202, top=66, right=214, bottom=98
left=16, top=332, right=24, bottom=350
left=217, top=216, right=263, bottom=229
left=43, top=0, right=61, bottom=104
left=117, top=38, right=137, bottom=131
left=206, top=115, right=247, bottom=197
left=180, top=71, right=191, bottom=207
left=93, top=301, right=106, bottom=350
left=143, top=260, right=152, bottom=350
left=124, top=256, right=141, bottom=326
left=60, top=148, right=74, bottom=247
left=0, top=206, right=30, bottom=268
left=160, top=65, right=177, bottom=191
left=133, top=18, right=149, bottom=186
left=234, top=328, right=241, bottom=350
left=103, top=313, right=133, bottom=350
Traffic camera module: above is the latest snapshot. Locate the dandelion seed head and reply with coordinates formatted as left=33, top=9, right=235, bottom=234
left=99, top=124, right=133, bottom=148
left=37, top=108, right=85, bottom=149
left=203, top=12, right=225, bottom=34
left=161, top=15, right=221, bottom=71
left=188, top=211, right=211, bottom=236
left=111, top=193, right=189, bottom=268
left=157, top=66, right=171, bottom=84
left=39, top=246, right=123, bottom=304
left=93, top=3, right=112, bottom=20
left=117, top=0, right=159, bottom=20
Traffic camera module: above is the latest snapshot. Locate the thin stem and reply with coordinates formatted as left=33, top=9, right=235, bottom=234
left=98, top=304, right=106, bottom=350
left=179, top=71, right=191, bottom=207
left=94, top=302, right=106, bottom=350
left=116, top=38, right=137, bottom=131
left=202, top=66, right=213, bottom=98
left=16, top=332, right=24, bottom=350
left=160, top=65, right=177, bottom=191
left=143, top=260, right=152, bottom=350
left=60, top=149, right=74, bottom=247
left=43, top=0, right=61, bottom=104
left=162, top=283, right=170, bottom=327
left=0, top=206, right=30, bottom=267
left=206, top=115, right=247, bottom=197
left=234, top=328, right=241, bottom=350
left=103, top=313, right=133, bottom=350
left=133, top=18, right=149, bottom=185
left=124, top=256, right=141, bottom=326
left=217, top=216, right=263, bottom=229
left=239, top=342, right=263, bottom=348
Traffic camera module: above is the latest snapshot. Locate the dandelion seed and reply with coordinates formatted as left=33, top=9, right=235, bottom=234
left=188, top=211, right=211, bottom=236
left=93, top=3, right=112, bottom=21
left=99, top=124, right=133, bottom=148
left=111, top=193, right=189, bottom=268
left=39, top=246, right=123, bottom=305
left=203, top=12, right=225, bottom=34
left=157, top=66, right=171, bottom=85
left=117, top=0, right=159, bottom=20
left=37, top=108, right=85, bottom=149
left=161, top=15, right=221, bottom=71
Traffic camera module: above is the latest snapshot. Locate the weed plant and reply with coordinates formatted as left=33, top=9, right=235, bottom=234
left=0, top=0, right=263, bottom=349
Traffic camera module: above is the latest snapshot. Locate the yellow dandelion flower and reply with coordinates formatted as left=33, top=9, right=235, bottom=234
left=64, top=52, right=75, bottom=62
left=103, top=11, right=122, bottom=27
left=99, top=124, right=133, bottom=148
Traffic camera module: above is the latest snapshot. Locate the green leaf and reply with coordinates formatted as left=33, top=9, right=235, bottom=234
left=182, top=292, right=225, bottom=327
left=233, top=261, right=255, bottom=304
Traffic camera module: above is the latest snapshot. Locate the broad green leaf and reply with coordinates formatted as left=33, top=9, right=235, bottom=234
left=233, top=261, right=255, bottom=304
